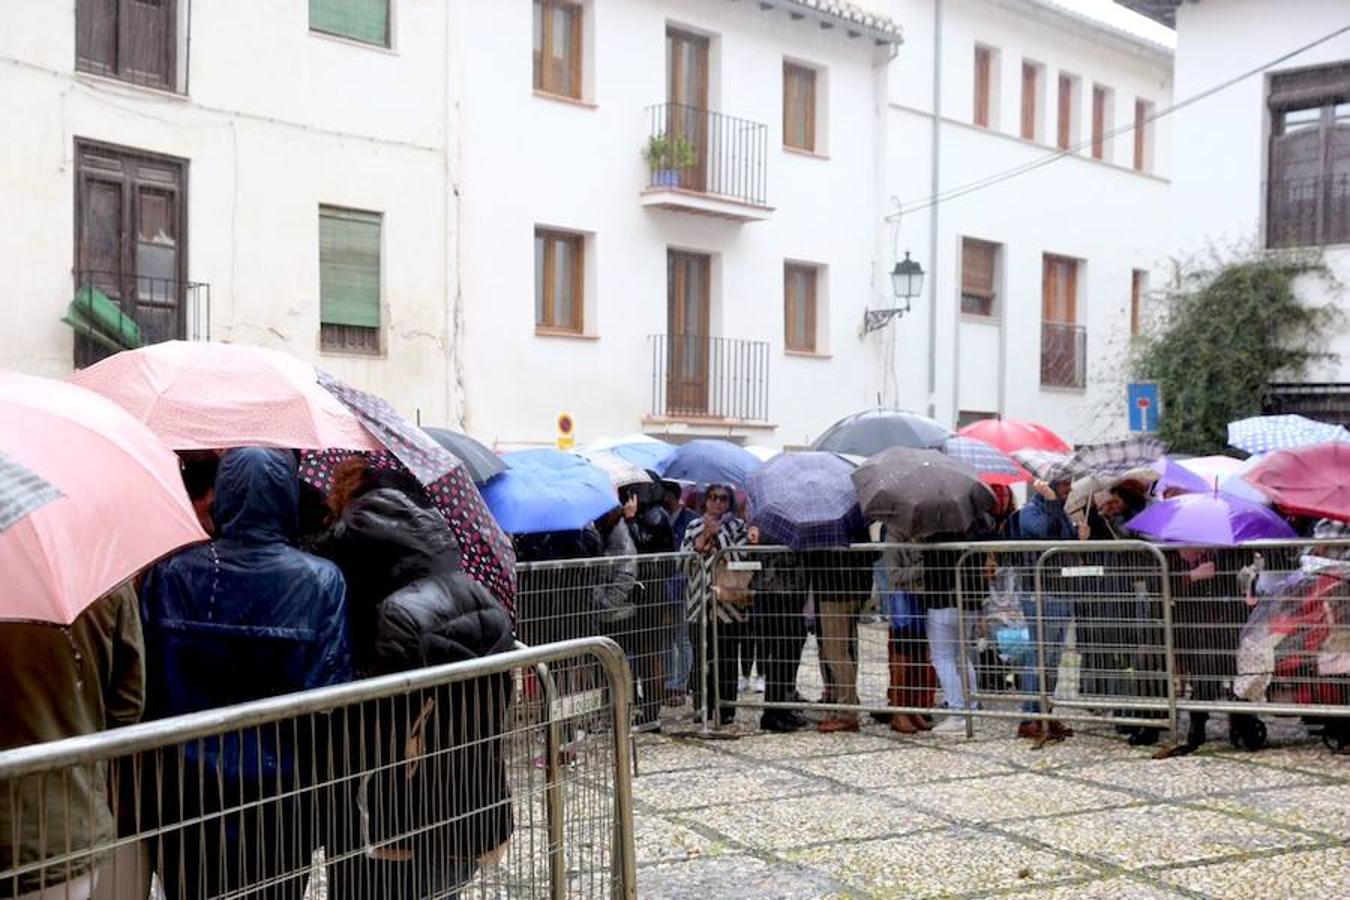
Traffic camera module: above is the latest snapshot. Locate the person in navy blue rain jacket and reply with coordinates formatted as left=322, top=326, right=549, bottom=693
left=139, top=447, right=352, bottom=900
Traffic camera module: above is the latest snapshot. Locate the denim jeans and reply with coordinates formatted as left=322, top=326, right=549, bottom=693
left=926, top=607, right=977, bottom=710
left=666, top=617, right=694, bottom=692
left=1019, top=596, right=1071, bottom=713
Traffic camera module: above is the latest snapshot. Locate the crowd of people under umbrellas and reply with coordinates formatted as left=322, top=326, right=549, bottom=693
left=3, top=342, right=1350, bottom=900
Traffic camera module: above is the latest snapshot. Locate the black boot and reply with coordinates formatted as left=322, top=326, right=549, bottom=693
left=1154, top=712, right=1207, bottom=759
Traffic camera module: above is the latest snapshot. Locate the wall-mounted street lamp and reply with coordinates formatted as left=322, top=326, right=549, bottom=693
left=863, top=251, right=924, bottom=334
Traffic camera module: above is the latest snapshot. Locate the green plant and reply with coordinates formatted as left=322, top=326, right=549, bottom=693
left=643, top=133, right=697, bottom=170
left=1130, top=247, right=1341, bottom=454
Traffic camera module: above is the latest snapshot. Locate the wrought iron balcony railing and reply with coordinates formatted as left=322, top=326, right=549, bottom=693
left=649, top=334, right=770, bottom=421
left=69, top=270, right=210, bottom=367
left=644, top=103, right=768, bottom=207
left=1266, top=174, right=1350, bottom=249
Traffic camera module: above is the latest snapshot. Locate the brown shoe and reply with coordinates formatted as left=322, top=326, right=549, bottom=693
left=1017, top=721, right=1045, bottom=740
left=890, top=714, right=919, bottom=734
left=818, top=716, right=861, bottom=734
left=914, top=714, right=935, bottom=731
left=1047, top=720, right=1074, bottom=740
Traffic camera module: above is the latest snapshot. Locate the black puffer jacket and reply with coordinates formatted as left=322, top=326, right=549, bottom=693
left=316, top=488, right=516, bottom=865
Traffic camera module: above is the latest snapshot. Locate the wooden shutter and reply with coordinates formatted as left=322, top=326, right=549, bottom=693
left=783, top=63, right=817, bottom=152
left=974, top=47, right=991, bottom=128
left=534, top=229, right=584, bottom=333
left=961, top=240, right=997, bottom=317
left=77, top=0, right=117, bottom=75
left=1021, top=63, right=1037, bottom=141
left=784, top=264, right=816, bottom=352
left=310, top=0, right=390, bottom=48
left=77, top=0, right=176, bottom=89
left=320, top=208, right=381, bottom=329
left=1092, top=85, right=1107, bottom=159
left=1057, top=75, right=1073, bottom=150
left=1042, top=255, right=1076, bottom=324
left=534, top=1, right=582, bottom=98
left=1133, top=100, right=1149, bottom=171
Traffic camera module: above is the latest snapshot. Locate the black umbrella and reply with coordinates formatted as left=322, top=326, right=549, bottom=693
left=813, top=408, right=952, bottom=457
left=423, top=427, right=507, bottom=484
left=851, top=447, right=994, bottom=540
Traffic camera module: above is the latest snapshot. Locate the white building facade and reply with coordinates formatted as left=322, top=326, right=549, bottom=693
left=1122, top=0, right=1350, bottom=424
left=0, top=1, right=1178, bottom=447
left=0, top=1, right=461, bottom=424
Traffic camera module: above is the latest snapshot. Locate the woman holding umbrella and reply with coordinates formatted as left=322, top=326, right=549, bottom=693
left=681, top=484, right=750, bottom=726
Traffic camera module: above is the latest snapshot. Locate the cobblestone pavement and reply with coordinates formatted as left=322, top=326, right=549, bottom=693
left=630, top=706, right=1350, bottom=899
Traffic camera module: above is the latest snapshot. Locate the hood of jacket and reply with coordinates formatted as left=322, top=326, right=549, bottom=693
left=331, top=487, right=461, bottom=598
left=212, top=448, right=299, bottom=545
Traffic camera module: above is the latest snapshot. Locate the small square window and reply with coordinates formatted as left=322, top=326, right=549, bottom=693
left=535, top=228, right=585, bottom=333
left=961, top=239, right=999, bottom=318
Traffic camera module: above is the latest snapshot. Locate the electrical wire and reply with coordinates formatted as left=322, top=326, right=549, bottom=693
left=898, top=22, right=1350, bottom=217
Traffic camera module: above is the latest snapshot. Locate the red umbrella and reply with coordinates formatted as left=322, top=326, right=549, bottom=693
left=1244, top=442, right=1350, bottom=522
left=959, top=418, right=1071, bottom=455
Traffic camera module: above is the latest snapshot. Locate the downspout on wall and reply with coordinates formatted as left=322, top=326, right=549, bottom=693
left=926, top=0, right=943, bottom=421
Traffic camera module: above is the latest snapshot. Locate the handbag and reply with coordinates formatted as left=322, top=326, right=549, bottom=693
left=713, top=559, right=756, bottom=608
left=883, top=591, right=925, bottom=637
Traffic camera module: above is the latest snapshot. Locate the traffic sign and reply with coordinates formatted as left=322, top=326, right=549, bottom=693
left=1127, top=382, right=1161, bottom=433
left=556, top=412, right=575, bottom=450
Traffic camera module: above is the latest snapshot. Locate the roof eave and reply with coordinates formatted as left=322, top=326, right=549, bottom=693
left=773, top=0, right=906, bottom=46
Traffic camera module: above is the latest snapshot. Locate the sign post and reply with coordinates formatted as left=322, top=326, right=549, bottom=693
left=1127, top=382, right=1161, bottom=433
left=556, top=412, right=575, bottom=450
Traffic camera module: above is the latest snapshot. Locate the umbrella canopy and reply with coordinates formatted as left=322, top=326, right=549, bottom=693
left=0, top=451, right=63, bottom=534
left=1179, top=455, right=1245, bottom=484
left=852, top=447, right=995, bottom=540
left=577, top=449, right=654, bottom=489
left=423, top=427, right=506, bottom=484
left=958, top=418, right=1071, bottom=454
left=1227, top=414, right=1350, bottom=455
left=580, top=434, right=677, bottom=471
left=745, top=452, right=863, bottom=550
left=1153, top=455, right=1212, bottom=496
left=1125, top=493, right=1297, bottom=546
left=1063, top=436, right=1167, bottom=480
left=483, top=449, right=619, bottom=534
left=656, top=439, right=762, bottom=489
left=0, top=374, right=208, bottom=624
left=1244, top=442, right=1350, bottom=522
left=71, top=341, right=383, bottom=452
left=742, top=445, right=782, bottom=462
left=1066, top=468, right=1160, bottom=516
left=940, top=435, right=1029, bottom=485
left=1011, top=449, right=1074, bottom=483
left=813, top=409, right=952, bottom=457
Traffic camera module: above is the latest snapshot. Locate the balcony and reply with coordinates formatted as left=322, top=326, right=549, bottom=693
left=647, top=334, right=771, bottom=424
left=68, top=271, right=210, bottom=368
left=1040, top=321, right=1087, bottom=390
left=641, top=103, right=772, bottom=222
left=1266, top=174, right=1350, bottom=249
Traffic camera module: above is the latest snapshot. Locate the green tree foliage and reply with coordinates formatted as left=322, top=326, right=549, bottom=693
left=1132, top=251, right=1340, bottom=455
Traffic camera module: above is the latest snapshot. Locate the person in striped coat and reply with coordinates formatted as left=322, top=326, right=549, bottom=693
left=680, top=485, right=749, bottom=726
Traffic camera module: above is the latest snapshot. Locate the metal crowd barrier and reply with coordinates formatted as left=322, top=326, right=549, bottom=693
left=0, top=639, right=636, bottom=900
left=704, top=539, right=1350, bottom=746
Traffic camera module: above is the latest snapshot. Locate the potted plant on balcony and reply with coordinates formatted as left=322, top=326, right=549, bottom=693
left=644, top=133, right=696, bottom=189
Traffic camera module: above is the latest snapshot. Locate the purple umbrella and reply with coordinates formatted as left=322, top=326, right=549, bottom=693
left=1152, top=456, right=1211, bottom=496
left=1125, top=493, right=1296, bottom=546
left=746, top=452, right=864, bottom=550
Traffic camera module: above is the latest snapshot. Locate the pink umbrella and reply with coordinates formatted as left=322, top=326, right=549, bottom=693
left=0, top=374, right=208, bottom=624
left=71, top=341, right=382, bottom=452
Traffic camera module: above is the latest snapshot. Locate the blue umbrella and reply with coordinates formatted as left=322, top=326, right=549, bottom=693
left=481, top=448, right=618, bottom=535
left=1228, top=414, right=1349, bottom=455
left=746, top=452, right=863, bottom=550
left=605, top=440, right=676, bottom=471
left=656, top=439, right=762, bottom=489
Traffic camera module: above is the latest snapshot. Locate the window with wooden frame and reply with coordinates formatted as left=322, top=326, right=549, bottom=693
left=1133, top=99, right=1153, bottom=172
left=77, top=0, right=179, bottom=91
left=1266, top=63, right=1350, bottom=248
left=533, top=0, right=582, bottom=100
left=784, top=263, right=818, bottom=353
left=974, top=46, right=993, bottom=128
left=960, top=239, right=999, bottom=318
left=1057, top=73, right=1077, bottom=151
left=1092, top=84, right=1111, bottom=160
left=535, top=228, right=584, bottom=334
left=1021, top=61, right=1041, bottom=141
left=310, top=0, right=390, bottom=48
left=783, top=62, right=817, bottom=152
left=1041, top=254, right=1084, bottom=389
left=1130, top=269, right=1147, bottom=337
left=319, top=207, right=382, bottom=354
left=1042, top=255, right=1078, bottom=324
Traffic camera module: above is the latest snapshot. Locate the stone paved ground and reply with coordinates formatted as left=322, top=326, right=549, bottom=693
left=628, top=710, right=1350, bottom=899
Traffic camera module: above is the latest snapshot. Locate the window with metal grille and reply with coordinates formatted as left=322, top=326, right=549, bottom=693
left=535, top=228, right=584, bottom=333
left=961, top=239, right=999, bottom=317
left=533, top=0, right=582, bottom=99
left=784, top=263, right=818, bottom=353
left=77, top=0, right=179, bottom=91
left=310, top=0, right=390, bottom=48
left=1266, top=62, right=1350, bottom=248
left=783, top=62, right=818, bottom=152
left=319, top=207, right=382, bottom=354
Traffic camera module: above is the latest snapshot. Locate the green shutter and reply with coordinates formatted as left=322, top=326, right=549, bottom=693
left=310, top=0, right=390, bottom=47
left=320, top=208, right=381, bottom=329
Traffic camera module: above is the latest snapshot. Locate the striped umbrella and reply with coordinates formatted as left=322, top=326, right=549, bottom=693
left=940, top=436, right=1029, bottom=485
left=1227, top=414, right=1350, bottom=455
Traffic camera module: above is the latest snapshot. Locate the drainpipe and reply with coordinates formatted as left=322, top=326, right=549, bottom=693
left=926, top=0, right=943, bottom=421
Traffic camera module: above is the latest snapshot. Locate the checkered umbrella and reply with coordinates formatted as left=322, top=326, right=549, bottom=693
left=1010, top=449, right=1073, bottom=483
left=940, top=436, right=1029, bottom=485
left=1227, top=414, right=1350, bottom=455
left=1063, top=436, right=1167, bottom=480
left=0, top=451, right=63, bottom=534
left=746, top=452, right=864, bottom=550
